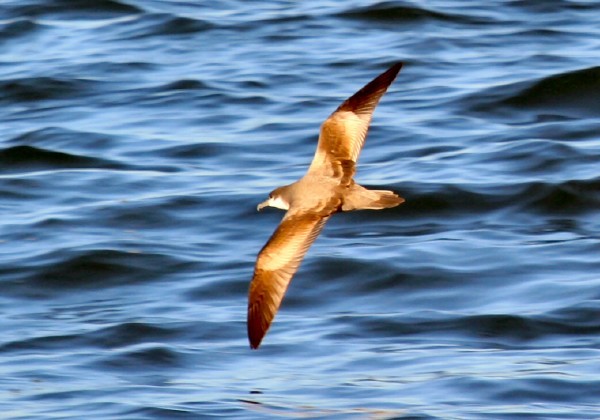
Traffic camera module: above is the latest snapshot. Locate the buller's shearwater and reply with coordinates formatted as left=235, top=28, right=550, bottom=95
left=248, top=63, right=404, bottom=349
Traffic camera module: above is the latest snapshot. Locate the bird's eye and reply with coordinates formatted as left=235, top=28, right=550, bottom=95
left=269, top=194, right=273, bottom=199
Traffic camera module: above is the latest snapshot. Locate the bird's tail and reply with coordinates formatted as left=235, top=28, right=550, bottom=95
left=367, top=190, right=405, bottom=209
left=342, top=185, right=404, bottom=211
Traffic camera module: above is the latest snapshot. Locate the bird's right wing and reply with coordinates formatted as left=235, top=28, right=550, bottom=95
left=308, top=63, right=403, bottom=183
left=248, top=212, right=330, bottom=349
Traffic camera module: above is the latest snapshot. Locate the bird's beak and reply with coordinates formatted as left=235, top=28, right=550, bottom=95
left=257, top=199, right=270, bottom=211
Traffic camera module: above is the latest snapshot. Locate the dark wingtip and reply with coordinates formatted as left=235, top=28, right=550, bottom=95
left=337, top=61, right=404, bottom=114
left=249, top=331, right=262, bottom=350
left=386, top=61, right=404, bottom=77
left=371, top=61, right=403, bottom=89
left=247, top=304, right=267, bottom=350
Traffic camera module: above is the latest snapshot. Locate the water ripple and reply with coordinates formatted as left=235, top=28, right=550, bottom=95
left=0, top=0, right=599, bottom=418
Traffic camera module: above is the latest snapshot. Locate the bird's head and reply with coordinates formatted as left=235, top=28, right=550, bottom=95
left=257, top=186, right=291, bottom=211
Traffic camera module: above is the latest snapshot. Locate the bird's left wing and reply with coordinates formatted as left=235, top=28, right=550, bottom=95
left=248, top=212, right=330, bottom=349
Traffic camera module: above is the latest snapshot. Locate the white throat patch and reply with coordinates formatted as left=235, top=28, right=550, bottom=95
left=269, top=196, right=289, bottom=210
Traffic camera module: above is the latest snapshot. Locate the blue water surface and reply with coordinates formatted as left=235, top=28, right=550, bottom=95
left=1, top=1, right=599, bottom=418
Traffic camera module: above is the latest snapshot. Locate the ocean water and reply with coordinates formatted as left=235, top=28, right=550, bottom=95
left=1, top=1, right=599, bottom=418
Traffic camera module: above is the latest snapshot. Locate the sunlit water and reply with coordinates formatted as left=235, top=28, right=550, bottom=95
left=1, top=1, right=599, bottom=418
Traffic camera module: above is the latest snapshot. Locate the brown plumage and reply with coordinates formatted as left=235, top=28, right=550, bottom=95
left=248, top=63, right=405, bottom=349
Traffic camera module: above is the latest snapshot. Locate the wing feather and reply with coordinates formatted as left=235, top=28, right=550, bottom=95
left=247, top=213, right=330, bottom=349
left=308, top=62, right=403, bottom=179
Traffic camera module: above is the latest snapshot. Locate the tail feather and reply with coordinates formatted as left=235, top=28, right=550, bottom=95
left=370, top=190, right=404, bottom=209
left=342, top=185, right=404, bottom=211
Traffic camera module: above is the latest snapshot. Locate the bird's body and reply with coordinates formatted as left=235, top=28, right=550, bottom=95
left=248, top=63, right=405, bottom=349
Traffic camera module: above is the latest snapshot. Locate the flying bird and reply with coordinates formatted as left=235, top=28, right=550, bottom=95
left=248, top=63, right=405, bottom=349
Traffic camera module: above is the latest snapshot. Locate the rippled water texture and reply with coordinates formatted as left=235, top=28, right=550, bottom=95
left=1, top=1, right=599, bottom=418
